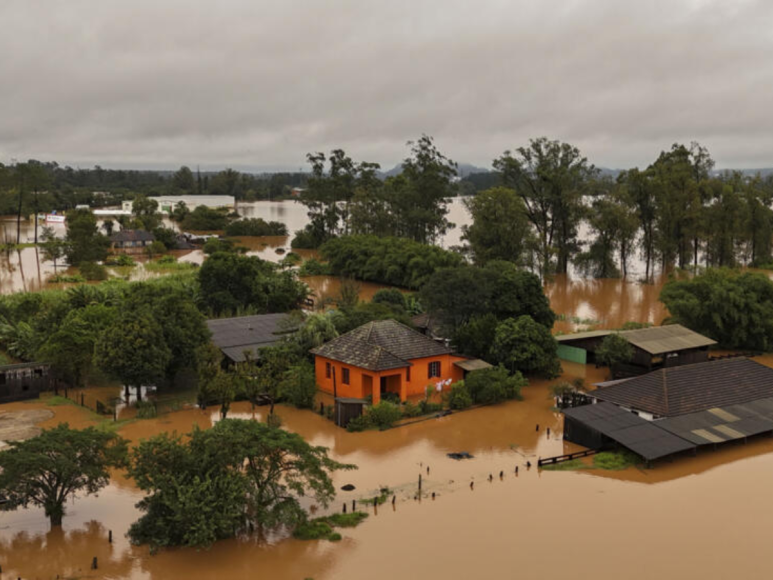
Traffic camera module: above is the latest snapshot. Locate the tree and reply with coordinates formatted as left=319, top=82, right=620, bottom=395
left=170, top=200, right=190, bottom=223
left=254, top=345, right=296, bottom=415
left=491, top=315, right=561, bottom=377
left=660, top=269, right=773, bottom=351
left=420, top=261, right=555, bottom=333
left=128, top=419, right=353, bottom=549
left=131, top=195, right=161, bottom=231
left=64, top=209, right=110, bottom=265
left=595, top=334, right=634, bottom=368
left=40, top=226, right=65, bottom=270
left=172, top=166, right=195, bottom=193
left=464, top=365, right=527, bottom=404
left=281, top=361, right=318, bottom=409
left=494, top=138, right=596, bottom=278
left=0, top=424, right=128, bottom=526
left=392, top=135, right=457, bottom=244
left=197, top=252, right=308, bottom=315
left=95, top=309, right=172, bottom=400
left=462, top=187, right=534, bottom=266
left=38, top=304, right=117, bottom=388
left=195, top=342, right=224, bottom=410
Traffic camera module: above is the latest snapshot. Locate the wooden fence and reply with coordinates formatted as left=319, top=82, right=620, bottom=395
left=538, top=448, right=598, bottom=467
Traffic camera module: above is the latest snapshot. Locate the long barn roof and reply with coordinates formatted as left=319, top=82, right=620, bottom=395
left=556, top=324, right=716, bottom=355
left=592, top=358, right=773, bottom=417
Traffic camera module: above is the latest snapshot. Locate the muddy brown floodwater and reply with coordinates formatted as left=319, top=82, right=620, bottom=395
left=2, top=200, right=773, bottom=579
left=3, top=358, right=773, bottom=580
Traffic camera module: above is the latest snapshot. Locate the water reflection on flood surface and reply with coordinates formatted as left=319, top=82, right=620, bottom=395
left=2, top=201, right=773, bottom=579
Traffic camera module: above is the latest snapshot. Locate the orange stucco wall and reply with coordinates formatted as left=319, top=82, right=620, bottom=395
left=315, top=353, right=466, bottom=404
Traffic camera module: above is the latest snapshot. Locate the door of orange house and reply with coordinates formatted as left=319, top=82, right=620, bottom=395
left=379, top=375, right=402, bottom=399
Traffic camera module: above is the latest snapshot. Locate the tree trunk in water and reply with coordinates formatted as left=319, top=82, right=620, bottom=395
left=124, top=384, right=130, bottom=400
left=136, top=386, right=142, bottom=402
left=50, top=512, right=63, bottom=527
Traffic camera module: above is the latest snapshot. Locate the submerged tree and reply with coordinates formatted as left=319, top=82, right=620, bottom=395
left=128, top=419, right=354, bottom=549
left=494, top=138, right=596, bottom=278
left=0, top=424, right=128, bottom=526
left=595, top=334, right=634, bottom=368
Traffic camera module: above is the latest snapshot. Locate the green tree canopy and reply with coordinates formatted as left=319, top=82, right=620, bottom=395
left=491, top=315, right=561, bottom=377
left=595, top=334, right=634, bottom=368
left=128, top=419, right=353, bottom=549
left=64, top=209, right=110, bottom=265
left=95, top=308, right=172, bottom=399
left=462, top=186, right=534, bottom=266
left=660, top=268, right=773, bottom=351
left=0, top=424, right=128, bottom=526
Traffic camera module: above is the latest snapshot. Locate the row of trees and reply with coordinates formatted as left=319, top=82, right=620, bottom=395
left=0, top=419, right=349, bottom=549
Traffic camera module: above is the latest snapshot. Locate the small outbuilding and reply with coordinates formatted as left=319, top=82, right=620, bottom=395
left=0, top=362, right=52, bottom=404
left=110, top=229, right=155, bottom=253
left=556, top=324, right=716, bottom=371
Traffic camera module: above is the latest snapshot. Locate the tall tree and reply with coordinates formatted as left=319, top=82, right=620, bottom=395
left=0, top=424, right=128, bottom=526
left=95, top=309, right=172, bottom=400
left=462, top=187, right=534, bottom=266
left=64, top=209, right=110, bottom=265
left=172, top=166, right=196, bottom=193
left=494, top=138, right=596, bottom=278
left=391, top=135, right=457, bottom=244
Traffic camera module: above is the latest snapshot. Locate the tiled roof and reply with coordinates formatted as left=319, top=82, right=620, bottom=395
left=311, top=319, right=451, bottom=371
left=592, top=358, right=773, bottom=417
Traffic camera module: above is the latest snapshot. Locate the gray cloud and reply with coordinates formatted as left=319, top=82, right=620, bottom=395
left=1, top=0, right=772, bottom=171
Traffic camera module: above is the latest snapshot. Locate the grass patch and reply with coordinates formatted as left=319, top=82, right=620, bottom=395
left=592, top=450, right=640, bottom=471
left=45, top=395, right=78, bottom=407
left=540, top=459, right=590, bottom=471
left=294, top=511, right=368, bottom=541
left=145, top=260, right=197, bottom=272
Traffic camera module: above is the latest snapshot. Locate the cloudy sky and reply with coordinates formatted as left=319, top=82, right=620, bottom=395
left=1, top=0, right=772, bottom=171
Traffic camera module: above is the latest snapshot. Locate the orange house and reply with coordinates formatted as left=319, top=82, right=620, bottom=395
left=311, top=319, right=473, bottom=405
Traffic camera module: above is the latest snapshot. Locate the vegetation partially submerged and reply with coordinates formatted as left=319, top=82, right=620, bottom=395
left=293, top=512, right=369, bottom=541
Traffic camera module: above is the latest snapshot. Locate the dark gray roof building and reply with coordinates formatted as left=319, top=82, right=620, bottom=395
left=110, top=229, right=155, bottom=243
left=310, top=319, right=452, bottom=372
left=207, top=313, right=296, bottom=363
left=592, top=358, right=773, bottom=417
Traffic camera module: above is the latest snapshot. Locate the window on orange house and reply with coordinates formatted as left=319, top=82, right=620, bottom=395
left=406, top=366, right=411, bottom=381
left=325, top=362, right=331, bottom=378
left=428, top=361, right=441, bottom=378
left=342, top=367, right=350, bottom=385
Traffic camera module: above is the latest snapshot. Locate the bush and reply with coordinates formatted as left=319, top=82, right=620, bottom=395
left=145, top=241, right=167, bottom=258
left=367, top=401, right=403, bottom=429
left=225, top=218, right=288, bottom=237
left=372, top=288, right=407, bottom=311
left=447, top=381, right=472, bottom=410
left=596, top=334, right=634, bottom=368
left=203, top=237, right=246, bottom=255
left=291, top=226, right=323, bottom=250
left=319, top=235, right=463, bottom=289
left=345, top=414, right=373, bottom=432
left=281, top=362, right=317, bottom=409
left=298, top=258, right=332, bottom=276
left=381, top=392, right=401, bottom=405
left=78, top=261, right=108, bottom=281
left=157, top=255, right=177, bottom=264
left=419, top=401, right=443, bottom=414
left=402, top=401, right=422, bottom=417
left=135, top=400, right=157, bottom=419
left=180, top=206, right=231, bottom=231
left=465, top=365, right=526, bottom=405
left=105, top=254, right=136, bottom=267
left=48, top=273, right=87, bottom=284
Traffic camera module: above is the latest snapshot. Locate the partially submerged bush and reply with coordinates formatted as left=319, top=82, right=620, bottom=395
left=447, top=381, right=472, bottom=410
left=368, top=401, right=402, bottom=429
left=298, top=257, right=332, bottom=276
left=79, top=261, right=108, bottom=281
left=465, top=365, right=526, bottom=405
left=345, top=414, right=373, bottom=432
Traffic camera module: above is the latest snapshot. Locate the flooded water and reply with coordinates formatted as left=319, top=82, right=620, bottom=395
left=3, top=355, right=773, bottom=579
left=2, top=200, right=773, bottom=579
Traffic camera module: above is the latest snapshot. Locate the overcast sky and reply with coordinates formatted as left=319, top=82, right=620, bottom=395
left=1, top=0, right=772, bottom=172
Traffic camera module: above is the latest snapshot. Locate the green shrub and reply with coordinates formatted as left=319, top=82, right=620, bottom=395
left=298, top=257, right=332, bottom=276
left=465, top=365, right=526, bottom=405
left=402, top=401, right=422, bottom=418
left=266, top=413, right=283, bottom=428
left=225, top=218, right=288, bottom=237
left=291, top=226, right=323, bottom=250
left=368, top=401, right=403, bottom=429
left=419, top=401, right=443, bottom=414
left=346, top=414, right=372, bottom=432
left=157, top=254, right=177, bottom=264
left=135, top=400, right=157, bottom=419
left=593, top=450, right=640, bottom=470
left=181, top=206, right=230, bottom=230
left=293, top=519, right=335, bottom=540
left=79, top=261, right=108, bottom=281
left=48, top=273, right=87, bottom=284
left=105, top=254, right=136, bottom=267
left=372, top=288, right=407, bottom=311
left=447, top=381, right=472, bottom=410
left=325, top=512, right=368, bottom=527
left=281, top=362, right=317, bottom=409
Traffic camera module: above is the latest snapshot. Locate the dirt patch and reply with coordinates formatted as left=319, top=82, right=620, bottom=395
left=0, top=408, right=55, bottom=449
